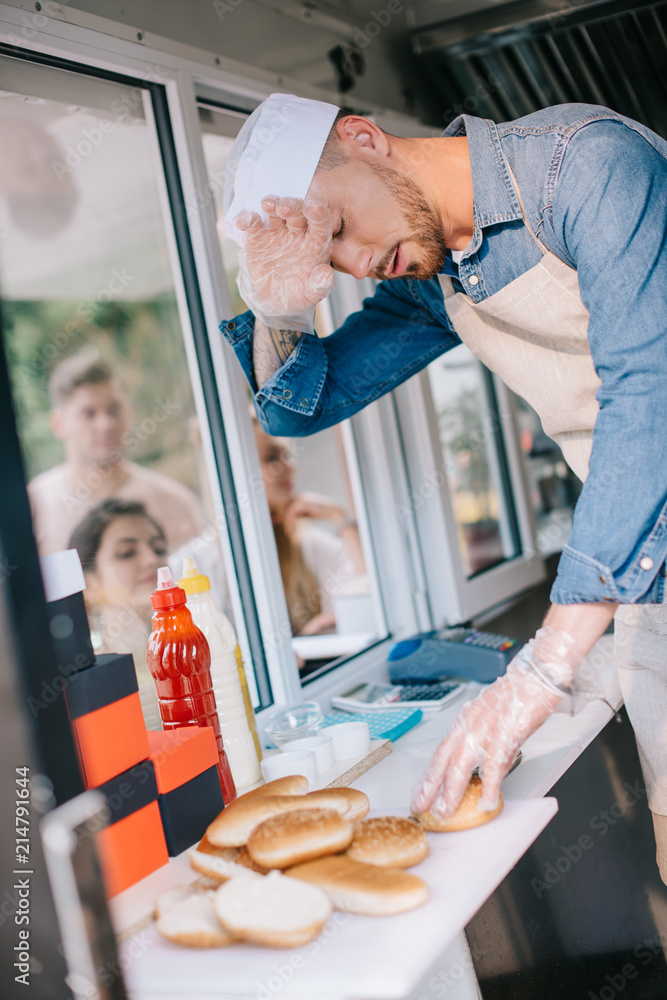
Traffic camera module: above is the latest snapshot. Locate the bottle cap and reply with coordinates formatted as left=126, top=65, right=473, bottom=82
left=178, top=555, right=211, bottom=596
left=151, top=566, right=187, bottom=609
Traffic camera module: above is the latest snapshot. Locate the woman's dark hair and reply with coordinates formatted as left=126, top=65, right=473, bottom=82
left=68, top=499, right=166, bottom=573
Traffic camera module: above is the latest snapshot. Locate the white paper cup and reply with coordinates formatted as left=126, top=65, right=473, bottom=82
left=260, top=750, right=317, bottom=785
left=281, top=735, right=335, bottom=774
left=324, top=721, right=371, bottom=759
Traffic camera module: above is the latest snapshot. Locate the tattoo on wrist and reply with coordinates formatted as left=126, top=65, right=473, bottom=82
left=253, top=321, right=303, bottom=388
left=268, top=326, right=301, bottom=361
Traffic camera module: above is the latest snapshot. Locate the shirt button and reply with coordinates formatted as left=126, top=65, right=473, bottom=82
left=468, top=275, right=479, bottom=286
left=282, top=389, right=292, bottom=400
left=640, top=556, right=654, bottom=571
left=300, top=398, right=309, bottom=407
left=599, top=575, right=606, bottom=584
left=227, top=321, right=235, bottom=331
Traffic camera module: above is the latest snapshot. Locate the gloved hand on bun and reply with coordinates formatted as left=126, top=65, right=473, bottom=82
left=411, top=626, right=585, bottom=819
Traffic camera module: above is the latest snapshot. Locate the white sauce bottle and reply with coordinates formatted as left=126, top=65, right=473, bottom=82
left=179, top=557, right=261, bottom=788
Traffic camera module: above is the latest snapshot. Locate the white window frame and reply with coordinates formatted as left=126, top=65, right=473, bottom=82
left=325, top=273, right=438, bottom=640
left=164, top=77, right=305, bottom=706
left=393, top=364, right=545, bottom=624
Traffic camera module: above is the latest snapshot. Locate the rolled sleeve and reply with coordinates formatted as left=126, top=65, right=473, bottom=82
left=221, top=310, right=256, bottom=384
left=257, top=332, right=329, bottom=419
left=551, top=543, right=666, bottom=605
left=220, top=311, right=329, bottom=432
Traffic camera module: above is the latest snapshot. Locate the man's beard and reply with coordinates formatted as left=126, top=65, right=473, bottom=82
left=371, top=162, right=448, bottom=280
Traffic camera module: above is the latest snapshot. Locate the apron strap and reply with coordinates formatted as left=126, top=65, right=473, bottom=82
left=438, top=273, right=456, bottom=299
left=506, top=163, right=549, bottom=257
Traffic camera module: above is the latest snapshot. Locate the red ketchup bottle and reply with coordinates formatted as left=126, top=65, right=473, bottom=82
left=146, top=567, right=236, bottom=804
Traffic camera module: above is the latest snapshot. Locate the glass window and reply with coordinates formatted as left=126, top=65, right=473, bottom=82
left=0, top=57, right=256, bottom=727
left=515, top=396, right=581, bottom=555
left=198, top=102, right=385, bottom=677
left=426, top=345, right=520, bottom=578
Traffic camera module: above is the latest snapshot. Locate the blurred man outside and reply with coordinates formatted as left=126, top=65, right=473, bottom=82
left=28, top=352, right=203, bottom=556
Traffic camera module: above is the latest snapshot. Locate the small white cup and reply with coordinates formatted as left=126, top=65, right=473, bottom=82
left=260, top=750, right=317, bottom=785
left=324, top=721, right=371, bottom=760
left=281, top=735, right=335, bottom=774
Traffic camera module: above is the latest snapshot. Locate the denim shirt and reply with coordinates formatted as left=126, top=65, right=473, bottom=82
left=221, top=104, right=667, bottom=608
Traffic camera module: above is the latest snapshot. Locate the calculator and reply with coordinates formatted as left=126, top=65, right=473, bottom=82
left=331, top=679, right=466, bottom=714
left=387, top=627, right=523, bottom=685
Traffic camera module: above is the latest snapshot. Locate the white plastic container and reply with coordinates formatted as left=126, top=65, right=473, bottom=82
left=212, top=592, right=263, bottom=762
left=280, top=735, right=335, bottom=773
left=324, top=721, right=371, bottom=759
left=261, top=750, right=317, bottom=785
left=179, top=558, right=261, bottom=788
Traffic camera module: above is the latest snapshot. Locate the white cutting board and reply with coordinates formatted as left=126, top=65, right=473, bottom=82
left=121, top=797, right=557, bottom=1000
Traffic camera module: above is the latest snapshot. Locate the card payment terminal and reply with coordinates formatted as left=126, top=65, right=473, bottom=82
left=387, top=627, right=523, bottom=685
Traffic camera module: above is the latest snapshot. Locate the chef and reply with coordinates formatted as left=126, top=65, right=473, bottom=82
left=220, top=94, right=667, bottom=881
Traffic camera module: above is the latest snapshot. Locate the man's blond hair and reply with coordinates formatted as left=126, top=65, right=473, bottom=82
left=317, top=110, right=349, bottom=171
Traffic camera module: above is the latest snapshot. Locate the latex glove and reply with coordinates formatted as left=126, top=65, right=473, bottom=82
left=410, top=626, right=583, bottom=819
left=235, top=196, right=335, bottom=333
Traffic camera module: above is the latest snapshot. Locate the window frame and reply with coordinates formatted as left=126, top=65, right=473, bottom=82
left=393, top=364, right=546, bottom=624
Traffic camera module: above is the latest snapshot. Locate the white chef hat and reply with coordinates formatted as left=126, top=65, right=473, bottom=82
left=223, top=93, right=339, bottom=245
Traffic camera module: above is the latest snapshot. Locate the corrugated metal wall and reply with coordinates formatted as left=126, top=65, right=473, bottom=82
left=413, top=1, right=667, bottom=135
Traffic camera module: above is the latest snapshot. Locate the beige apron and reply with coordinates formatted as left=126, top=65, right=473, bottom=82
left=438, top=166, right=667, bottom=815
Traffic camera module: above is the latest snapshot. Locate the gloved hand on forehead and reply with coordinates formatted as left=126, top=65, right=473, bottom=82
left=411, top=626, right=587, bottom=819
left=235, top=195, right=335, bottom=334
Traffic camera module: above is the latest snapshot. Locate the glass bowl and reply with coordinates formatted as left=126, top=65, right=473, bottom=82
left=264, top=701, right=324, bottom=748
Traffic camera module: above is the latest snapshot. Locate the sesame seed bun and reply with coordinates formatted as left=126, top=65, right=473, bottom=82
left=413, top=775, right=503, bottom=832
left=247, top=808, right=353, bottom=869
left=346, top=816, right=428, bottom=868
